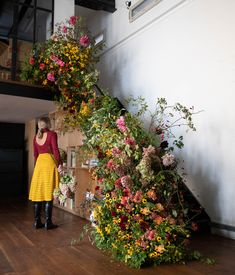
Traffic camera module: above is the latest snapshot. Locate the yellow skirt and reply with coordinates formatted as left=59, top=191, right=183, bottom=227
left=29, top=153, right=59, bottom=202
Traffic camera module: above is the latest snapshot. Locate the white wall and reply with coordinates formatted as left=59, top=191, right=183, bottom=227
left=76, top=0, right=235, bottom=239
left=54, top=0, right=74, bottom=27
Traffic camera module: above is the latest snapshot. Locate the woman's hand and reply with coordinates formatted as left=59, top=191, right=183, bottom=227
left=58, top=164, right=63, bottom=174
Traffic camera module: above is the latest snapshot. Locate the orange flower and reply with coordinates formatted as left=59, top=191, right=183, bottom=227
left=155, top=203, right=164, bottom=212
left=155, top=244, right=165, bottom=253
left=140, top=207, right=150, bottom=215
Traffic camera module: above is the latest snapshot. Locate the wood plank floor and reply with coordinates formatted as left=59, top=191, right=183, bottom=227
left=0, top=198, right=235, bottom=275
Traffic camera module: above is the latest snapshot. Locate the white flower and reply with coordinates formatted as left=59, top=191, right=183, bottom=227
left=58, top=194, right=67, bottom=204
left=85, top=191, right=94, bottom=201
left=162, top=153, right=175, bottom=166
left=89, top=211, right=96, bottom=227
left=60, top=183, right=70, bottom=196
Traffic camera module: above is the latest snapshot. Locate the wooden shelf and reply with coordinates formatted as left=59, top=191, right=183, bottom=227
left=52, top=126, right=97, bottom=220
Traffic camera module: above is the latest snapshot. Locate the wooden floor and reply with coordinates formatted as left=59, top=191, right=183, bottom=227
left=0, top=199, right=235, bottom=275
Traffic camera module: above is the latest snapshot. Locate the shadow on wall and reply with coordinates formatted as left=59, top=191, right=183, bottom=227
left=179, top=138, right=222, bottom=226
left=97, top=41, right=142, bottom=101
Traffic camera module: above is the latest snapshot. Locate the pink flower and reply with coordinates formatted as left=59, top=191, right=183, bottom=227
left=50, top=54, right=58, bottom=62
left=57, top=59, right=65, bottom=67
left=69, top=16, right=77, bottom=25
left=47, top=72, right=55, bottom=82
left=29, top=57, right=35, bottom=65
left=98, top=178, right=104, bottom=184
left=112, top=147, right=121, bottom=156
left=62, top=25, right=67, bottom=33
left=107, top=159, right=114, bottom=169
left=39, top=63, right=45, bottom=70
left=79, top=35, right=90, bottom=47
left=145, top=230, right=156, bottom=240
left=111, top=191, right=116, bottom=198
left=161, top=153, right=175, bottom=166
left=116, top=116, right=127, bottom=133
left=125, top=137, right=136, bottom=146
left=133, top=190, right=142, bottom=203
left=60, top=184, right=69, bottom=196
left=139, top=241, right=147, bottom=249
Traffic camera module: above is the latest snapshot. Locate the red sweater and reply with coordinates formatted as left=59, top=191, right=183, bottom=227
left=33, top=129, right=61, bottom=166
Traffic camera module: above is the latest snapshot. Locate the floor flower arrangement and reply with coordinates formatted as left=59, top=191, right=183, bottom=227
left=76, top=95, right=200, bottom=268
left=53, top=172, right=76, bottom=205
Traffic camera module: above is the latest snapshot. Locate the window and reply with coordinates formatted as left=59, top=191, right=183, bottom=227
left=129, top=0, right=162, bottom=22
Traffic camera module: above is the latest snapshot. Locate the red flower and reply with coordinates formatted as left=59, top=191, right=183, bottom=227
left=95, top=186, right=100, bottom=191
left=120, top=223, right=126, bottom=231
left=120, top=215, right=128, bottom=223
left=111, top=211, right=117, bottom=217
left=39, top=63, right=45, bottom=70
left=62, top=25, right=67, bottom=33
left=121, top=196, right=128, bottom=205
left=125, top=137, right=136, bottom=146
left=107, top=159, right=114, bottom=169
left=114, top=178, right=122, bottom=189
left=191, top=222, right=199, bottom=231
left=29, top=57, right=35, bottom=65
left=69, top=16, right=77, bottom=25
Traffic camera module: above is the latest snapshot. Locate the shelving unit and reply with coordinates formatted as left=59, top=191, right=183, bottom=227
left=50, top=110, right=97, bottom=220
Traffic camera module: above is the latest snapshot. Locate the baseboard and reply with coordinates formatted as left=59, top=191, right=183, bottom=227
left=211, top=222, right=235, bottom=240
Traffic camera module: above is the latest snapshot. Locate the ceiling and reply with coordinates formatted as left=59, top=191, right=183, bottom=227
left=0, top=94, right=56, bottom=124
left=0, top=0, right=115, bottom=42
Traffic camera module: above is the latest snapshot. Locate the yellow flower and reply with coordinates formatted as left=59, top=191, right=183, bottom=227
left=112, top=243, right=117, bottom=249
left=42, top=80, right=48, bottom=85
left=127, top=249, right=133, bottom=256
left=157, top=236, right=162, bottom=242
left=106, top=149, right=112, bottom=157
left=105, top=193, right=110, bottom=198
left=142, top=198, right=147, bottom=203
left=105, top=225, right=111, bottom=234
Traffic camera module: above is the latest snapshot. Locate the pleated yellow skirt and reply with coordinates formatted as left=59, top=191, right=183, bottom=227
left=29, top=153, right=59, bottom=202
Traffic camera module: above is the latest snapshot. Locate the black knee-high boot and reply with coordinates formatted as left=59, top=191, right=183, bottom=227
left=45, top=201, right=58, bottom=230
left=34, top=202, right=44, bottom=229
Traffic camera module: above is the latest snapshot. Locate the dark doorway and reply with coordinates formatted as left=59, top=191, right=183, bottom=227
left=0, top=122, right=26, bottom=198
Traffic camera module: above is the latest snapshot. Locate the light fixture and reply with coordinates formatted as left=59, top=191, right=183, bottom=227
left=125, top=1, right=132, bottom=9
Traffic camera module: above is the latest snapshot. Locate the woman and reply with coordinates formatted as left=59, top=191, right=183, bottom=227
left=29, top=116, right=61, bottom=230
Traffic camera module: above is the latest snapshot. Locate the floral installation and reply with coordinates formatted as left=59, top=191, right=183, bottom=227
left=21, top=15, right=103, bottom=122
left=20, top=15, right=207, bottom=268
left=72, top=94, right=203, bottom=268
left=53, top=172, right=76, bottom=205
